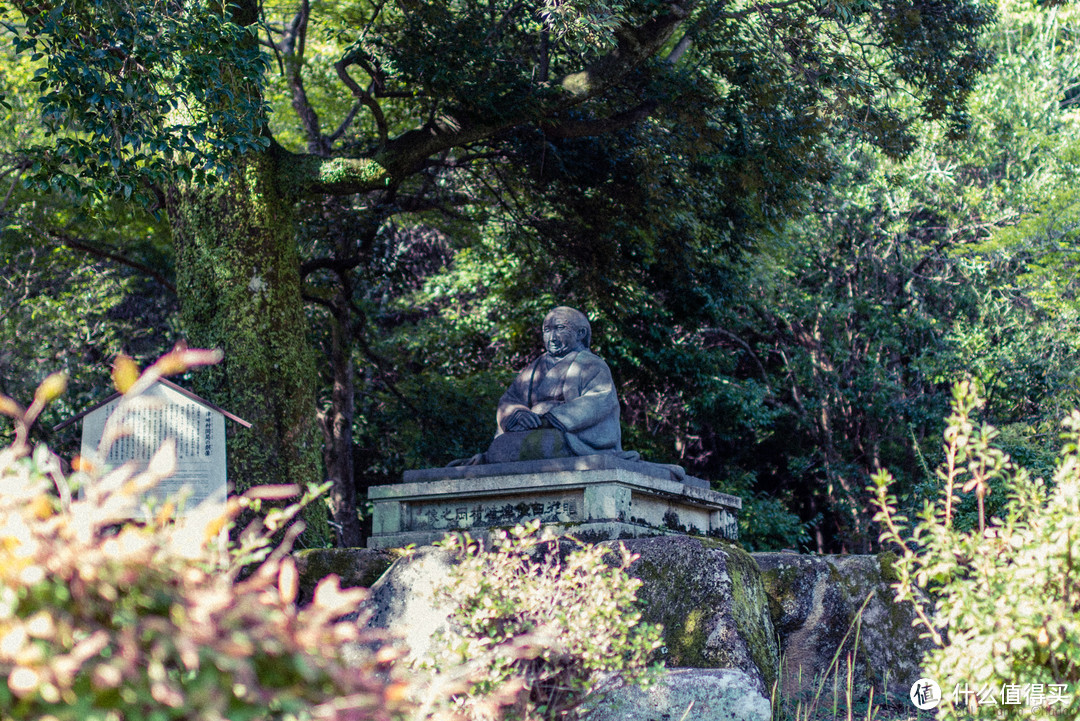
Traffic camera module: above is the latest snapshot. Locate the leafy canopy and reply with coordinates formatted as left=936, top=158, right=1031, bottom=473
left=2, top=0, right=270, bottom=203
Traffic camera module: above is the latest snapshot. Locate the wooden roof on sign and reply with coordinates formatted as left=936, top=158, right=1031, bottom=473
left=52, top=378, right=252, bottom=432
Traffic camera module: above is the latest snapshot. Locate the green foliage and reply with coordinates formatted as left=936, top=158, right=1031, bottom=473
left=0, top=30, right=179, bottom=451
left=4, top=0, right=270, bottom=203
left=737, top=491, right=812, bottom=552
left=683, top=0, right=1080, bottom=551
left=0, top=243, right=178, bottom=450
left=872, top=381, right=1080, bottom=718
left=426, top=523, right=663, bottom=721
left=0, top=0, right=1004, bottom=550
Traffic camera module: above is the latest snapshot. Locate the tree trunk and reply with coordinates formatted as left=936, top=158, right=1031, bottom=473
left=318, top=296, right=361, bottom=546
left=167, top=151, right=331, bottom=547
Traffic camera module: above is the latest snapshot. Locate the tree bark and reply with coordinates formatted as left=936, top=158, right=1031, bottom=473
left=317, top=296, right=361, bottom=546
left=167, top=151, right=331, bottom=547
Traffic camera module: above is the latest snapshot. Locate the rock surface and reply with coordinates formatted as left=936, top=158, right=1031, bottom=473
left=313, top=540, right=925, bottom=715
left=583, top=668, right=771, bottom=721
left=355, top=536, right=782, bottom=699
left=616, top=536, right=779, bottom=696
left=754, top=552, right=929, bottom=700
left=358, top=546, right=457, bottom=660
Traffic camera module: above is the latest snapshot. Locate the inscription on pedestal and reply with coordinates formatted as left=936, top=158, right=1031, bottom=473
left=406, top=492, right=581, bottom=531
left=368, top=456, right=744, bottom=549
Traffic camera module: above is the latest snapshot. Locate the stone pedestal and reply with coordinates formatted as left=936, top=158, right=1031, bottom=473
left=366, top=455, right=741, bottom=549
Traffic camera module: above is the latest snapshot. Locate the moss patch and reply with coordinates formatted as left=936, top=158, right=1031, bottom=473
left=878, top=551, right=900, bottom=583
left=759, top=562, right=801, bottom=626
left=623, top=537, right=778, bottom=692
left=722, top=543, right=780, bottom=692
left=632, top=555, right=711, bottom=668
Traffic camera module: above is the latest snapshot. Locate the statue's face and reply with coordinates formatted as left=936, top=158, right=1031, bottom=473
left=543, top=312, right=585, bottom=357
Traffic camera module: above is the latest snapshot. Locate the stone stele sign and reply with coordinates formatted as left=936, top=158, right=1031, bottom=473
left=59, top=378, right=250, bottom=516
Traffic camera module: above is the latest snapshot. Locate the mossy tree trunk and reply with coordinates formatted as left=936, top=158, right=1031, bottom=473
left=168, top=151, right=332, bottom=546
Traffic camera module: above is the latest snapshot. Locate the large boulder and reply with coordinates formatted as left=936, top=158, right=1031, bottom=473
left=615, top=536, right=779, bottom=696
left=357, top=536, right=782, bottom=700
left=583, top=668, right=771, bottom=721
left=754, top=552, right=930, bottom=700
left=359, top=545, right=458, bottom=660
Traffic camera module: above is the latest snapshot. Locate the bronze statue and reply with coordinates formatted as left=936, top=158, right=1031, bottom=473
left=495, top=306, right=635, bottom=457
left=452, top=307, right=685, bottom=480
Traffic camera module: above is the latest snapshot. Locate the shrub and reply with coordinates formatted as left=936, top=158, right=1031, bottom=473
left=0, top=349, right=411, bottom=721
left=872, top=380, right=1080, bottom=718
left=421, top=523, right=664, bottom=721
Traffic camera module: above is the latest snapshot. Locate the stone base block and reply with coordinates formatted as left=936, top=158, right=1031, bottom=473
left=367, top=455, right=741, bottom=549
left=582, top=668, right=771, bottom=721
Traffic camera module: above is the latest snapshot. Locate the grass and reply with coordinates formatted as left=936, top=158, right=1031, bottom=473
left=769, top=591, right=929, bottom=721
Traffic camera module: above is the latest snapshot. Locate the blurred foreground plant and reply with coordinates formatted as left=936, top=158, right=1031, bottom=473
left=0, top=347, right=410, bottom=721
left=422, top=523, right=663, bottom=721
left=872, top=380, right=1080, bottom=719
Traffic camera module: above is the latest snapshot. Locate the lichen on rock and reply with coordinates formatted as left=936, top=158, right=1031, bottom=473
left=612, top=536, right=779, bottom=695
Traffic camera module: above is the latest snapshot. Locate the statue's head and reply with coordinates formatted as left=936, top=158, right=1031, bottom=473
left=543, top=306, right=591, bottom=357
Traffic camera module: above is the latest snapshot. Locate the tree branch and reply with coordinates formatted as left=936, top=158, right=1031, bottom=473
left=0, top=166, right=25, bottom=218
left=485, top=1, right=525, bottom=44
left=379, top=5, right=692, bottom=176
left=541, top=102, right=658, bottom=139
left=425, top=151, right=503, bottom=167
left=301, top=256, right=362, bottom=279
left=699, top=327, right=773, bottom=394
left=327, top=102, right=363, bottom=143
left=40, top=230, right=176, bottom=293
left=666, top=32, right=694, bottom=64
left=282, top=1, right=328, bottom=155
left=335, top=58, right=389, bottom=147
left=279, top=2, right=692, bottom=197
left=395, top=190, right=475, bottom=213
left=557, top=6, right=691, bottom=100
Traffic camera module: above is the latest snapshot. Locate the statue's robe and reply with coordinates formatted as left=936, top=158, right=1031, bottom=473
left=496, top=350, right=639, bottom=460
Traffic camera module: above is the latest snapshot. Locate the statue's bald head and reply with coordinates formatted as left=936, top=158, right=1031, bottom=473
left=543, top=307, right=591, bottom=355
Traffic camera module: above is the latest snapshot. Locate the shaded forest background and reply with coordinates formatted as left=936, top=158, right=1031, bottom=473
left=2, top=0, right=1079, bottom=553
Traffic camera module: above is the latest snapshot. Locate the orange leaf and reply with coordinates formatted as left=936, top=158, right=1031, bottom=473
left=71, top=456, right=96, bottom=473
left=0, top=395, right=24, bottom=419
left=384, top=682, right=410, bottom=703
left=33, top=372, right=67, bottom=405
left=203, top=515, right=227, bottom=545
left=152, top=342, right=223, bottom=377
left=244, top=484, right=300, bottom=501
left=155, top=501, right=176, bottom=527
left=112, top=355, right=140, bottom=393
left=29, top=495, right=53, bottom=521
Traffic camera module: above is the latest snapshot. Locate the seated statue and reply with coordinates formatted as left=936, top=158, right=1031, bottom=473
left=495, top=306, right=636, bottom=458
left=451, top=306, right=685, bottom=480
